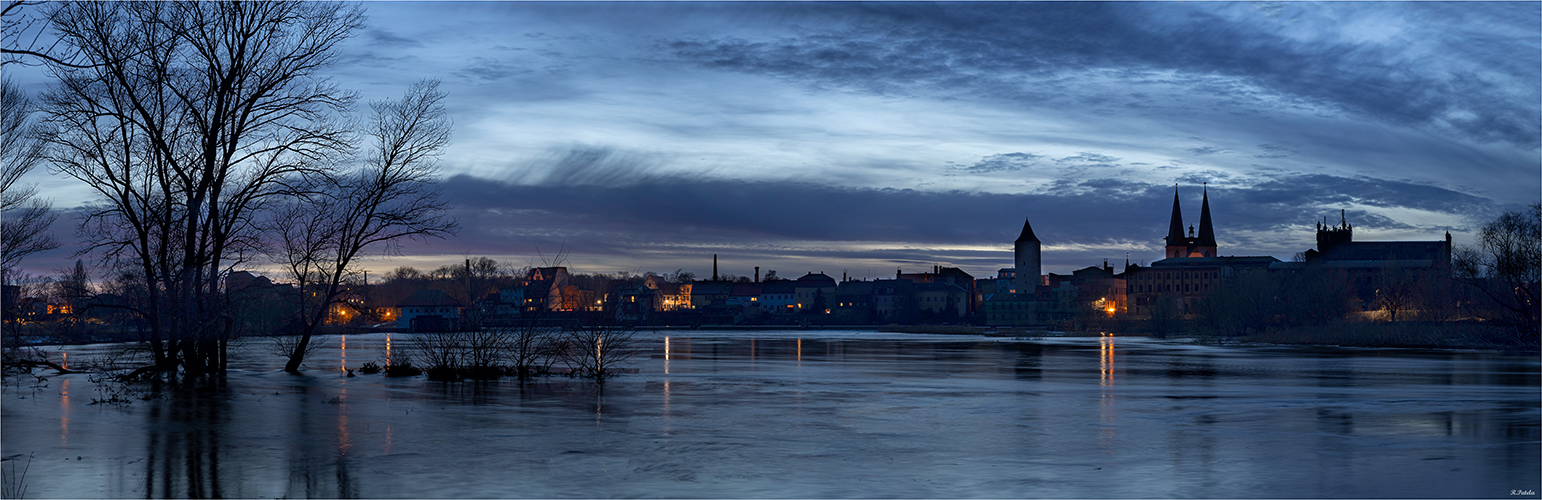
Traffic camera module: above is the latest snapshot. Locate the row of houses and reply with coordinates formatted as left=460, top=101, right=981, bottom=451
left=378, top=190, right=1461, bottom=332
left=393, top=265, right=983, bottom=330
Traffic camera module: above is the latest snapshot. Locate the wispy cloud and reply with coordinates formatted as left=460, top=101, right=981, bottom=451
left=953, top=152, right=1044, bottom=174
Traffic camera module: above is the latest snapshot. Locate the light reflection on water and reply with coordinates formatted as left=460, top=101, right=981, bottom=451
left=4, top=332, right=1539, bottom=498
left=58, top=378, right=69, bottom=449
left=1099, top=334, right=1116, bottom=452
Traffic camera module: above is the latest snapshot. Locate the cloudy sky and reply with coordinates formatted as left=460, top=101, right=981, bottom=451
left=12, top=1, right=1541, bottom=281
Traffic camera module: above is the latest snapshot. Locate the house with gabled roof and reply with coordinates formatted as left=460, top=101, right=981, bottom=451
left=396, top=288, right=462, bottom=332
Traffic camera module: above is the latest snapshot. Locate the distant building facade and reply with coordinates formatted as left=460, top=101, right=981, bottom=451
left=1271, top=211, right=1453, bottom=310
left=396, top=289, right=462, bottom=332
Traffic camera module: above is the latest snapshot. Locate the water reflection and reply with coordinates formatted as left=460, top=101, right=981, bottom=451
left=284, top=379, right=358, bottom=499
left=1099, top=334, right=1117, bottom=451
left=141, top=381, right=233, bottom=498
left=4, top=334, right=1536, bottom=498
left=1099, top=334, right=1116, bottom=387
left=59, top=378, right=69, bottom=449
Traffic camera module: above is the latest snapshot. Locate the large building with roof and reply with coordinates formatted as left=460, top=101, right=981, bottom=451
left=1270, top=211, right=1453, bottom=310
left=1126, top=186, right=1279, bottom=316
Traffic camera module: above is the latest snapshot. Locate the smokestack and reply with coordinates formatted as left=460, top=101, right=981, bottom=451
left=712, top=254, right=718, bottom=281
left=754, top=267, right=760, bottom=283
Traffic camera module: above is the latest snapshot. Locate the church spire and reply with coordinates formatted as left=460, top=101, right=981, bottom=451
left=1197, top=183, right=1216, bottom=246
left=1015, top=218, right=1039, bottom=243
left=1165, top=185, right=1185, bottom=245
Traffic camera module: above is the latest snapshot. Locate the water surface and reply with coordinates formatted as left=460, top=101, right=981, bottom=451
left=3, top=331, right=1537, bottom=498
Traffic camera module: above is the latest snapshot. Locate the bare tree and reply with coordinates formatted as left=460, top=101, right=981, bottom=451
left=1277, top=268, right=1352, bottom=326
left=2, top=1, right=87, bottom=67
left=506, top=321, right=562, bottom=379
left=1192, top=273, right=1278, bottom=338
left=43, top=1, right=365, bottom=377
left=1453, top=203, right=1541, bottom=343
left=1373, top=266, right=1420, bottom=323
left=410, top=330, right=464, bottom=380
left=560, top=313, right=639, bottom=382
left=274, top=80, right=457, bottom=373
left=0, top=78, right=58, bottom=283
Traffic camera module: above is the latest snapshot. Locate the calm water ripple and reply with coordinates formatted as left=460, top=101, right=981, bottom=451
left=2, top=331, right=1537, bottom=498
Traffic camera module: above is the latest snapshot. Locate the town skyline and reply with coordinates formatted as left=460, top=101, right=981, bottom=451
left=8, top=1, right=1538, bottom=281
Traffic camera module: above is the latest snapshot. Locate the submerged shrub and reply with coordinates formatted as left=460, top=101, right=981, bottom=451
left=383, top=361, right=423, bottom=377
left=424, top=365, right=459, bottom=381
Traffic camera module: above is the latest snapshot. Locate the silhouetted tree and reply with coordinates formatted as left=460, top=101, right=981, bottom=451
left=0, top=78, right=57, bottom=285
left=274, top=80, right=457, bottom=372
left=2, top=1, right=87, bottom=67
left=809, top=289, right=827, bottom=316
left=1373, top=266, right=1421, bottom=323
left=1453, top=203, right=1541, bottom=343
left=1145, top=294, right=1185, bottom=338
left=1195, top=273, right=1280, bottom=337
left=560, top=312, right=638, bottom=382
left=668, top=269, right=696, bottom=283
left=44, top=1, right=365, bottom=376
left=1276, top=267, right=1352, bottom=327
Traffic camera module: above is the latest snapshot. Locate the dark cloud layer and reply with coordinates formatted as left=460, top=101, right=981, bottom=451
left=431, top=169, right=1495, bottom=276
left=663, top=2, right=1540, bottom=149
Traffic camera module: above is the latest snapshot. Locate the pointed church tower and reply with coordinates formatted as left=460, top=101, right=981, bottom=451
left=1164, top=186, right=1186, bottom=258
left=1013, top=218, right=1041, bottom=294
left=1196, top=184, right=1217, bottom=257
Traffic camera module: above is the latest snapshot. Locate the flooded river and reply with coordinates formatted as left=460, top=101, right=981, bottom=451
left=2, top=331, right=1537, bottom=498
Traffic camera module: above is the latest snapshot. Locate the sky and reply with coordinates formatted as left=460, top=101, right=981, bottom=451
left=9, top=1, right=1541, bottom=282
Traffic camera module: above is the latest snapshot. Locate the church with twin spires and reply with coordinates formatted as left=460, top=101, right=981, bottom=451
left=1164, top=184, right=1218, bottom=258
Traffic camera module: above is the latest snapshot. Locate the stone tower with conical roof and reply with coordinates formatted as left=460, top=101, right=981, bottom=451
left=1164, top=185, right=1219, bottom=258
left=1013, top=218, right=1041, bottom=294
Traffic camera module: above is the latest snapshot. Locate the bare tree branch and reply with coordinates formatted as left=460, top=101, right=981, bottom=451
left=273, top=79, right=457, bottom=373
left=42, top=1, right=364, bottom=376
left=0, top=78, right=58, bottom=284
